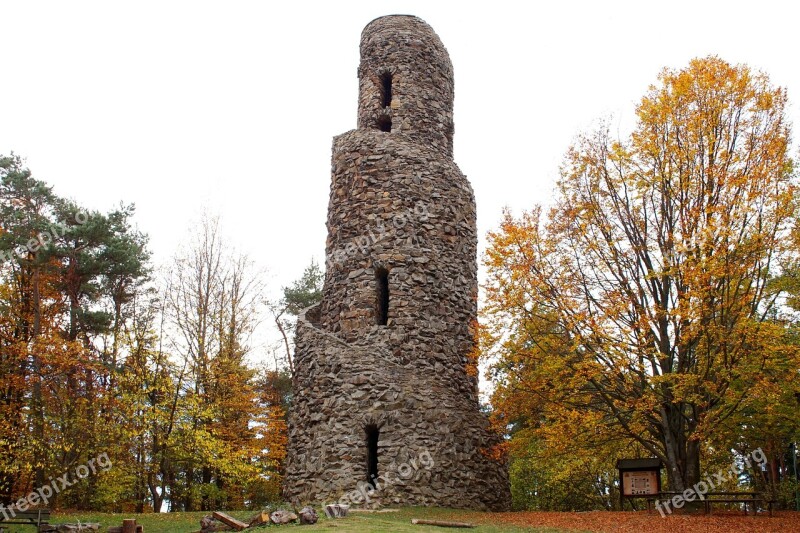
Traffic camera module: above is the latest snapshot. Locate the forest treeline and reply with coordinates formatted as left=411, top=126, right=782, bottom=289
left=0, top=156, right=320, bottom=512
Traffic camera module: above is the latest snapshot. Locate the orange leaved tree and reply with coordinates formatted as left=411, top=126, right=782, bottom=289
left=484, top=57, right=797, bottom=493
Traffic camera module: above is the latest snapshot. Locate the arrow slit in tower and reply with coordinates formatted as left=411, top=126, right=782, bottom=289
left=366, top=424, right=379, bottom=487
left=380, top=71, right=392, bottom=107
left=377, top=71, right=393, bottom=132
left=375, top=267, right=389, bottom=326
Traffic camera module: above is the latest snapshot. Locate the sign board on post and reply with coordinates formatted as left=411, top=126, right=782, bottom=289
left=622, top=469, right=659, bottom=496
left=616, top=458, right=663, bottom=508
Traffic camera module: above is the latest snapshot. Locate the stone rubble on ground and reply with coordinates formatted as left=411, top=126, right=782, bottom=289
left=40, top=524, right=100, bottom=532
left=324, top=504, right=350, bottom=518
left=269, top=509, right=298, bottom=525
left=299, top=506, right=318, bottom=525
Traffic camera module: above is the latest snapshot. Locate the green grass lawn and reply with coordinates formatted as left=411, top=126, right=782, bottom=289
left=1, top=507, right=571, bottom=533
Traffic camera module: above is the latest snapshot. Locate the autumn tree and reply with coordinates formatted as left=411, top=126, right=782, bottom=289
left=165, top=213, right=269, bottom=511
left=0, top=154, right=58, bottom=500
left=483, top=57, right=797, bottom=496
left=247, top=367, right=289, bottom=506
left=0, top=154, right=151, bottom=509
left=109, top=283, right=186, bottom=513
left=1, top=158, right=288, bottom=513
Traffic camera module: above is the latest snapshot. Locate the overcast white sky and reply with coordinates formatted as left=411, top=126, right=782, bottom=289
left=2, top=0, right=799, bottom=365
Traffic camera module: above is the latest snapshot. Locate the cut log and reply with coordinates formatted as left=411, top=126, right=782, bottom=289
left=211, top=512, right=248, bottom=531
left=411, top=518, right=476, bottom=528
left=323, top=504, right=350, bottom=518
left=108, top=526, right=143, bottom=533
left=247, top=510, right=270, bottom=527
left=122, top=519, right=137, bottom=533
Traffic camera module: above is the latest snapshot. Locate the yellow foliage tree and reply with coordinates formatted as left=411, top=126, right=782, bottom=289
left=483, top=57, right=797, bottom=494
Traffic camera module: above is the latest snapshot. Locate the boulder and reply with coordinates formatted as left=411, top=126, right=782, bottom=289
left=299, top=506, right=318, bottom=525
left=269, top=509, right=298, bottom=525
left=324, top=504, right=350, bottom=518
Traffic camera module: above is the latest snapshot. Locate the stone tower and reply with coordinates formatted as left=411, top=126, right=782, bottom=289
left=284, top=15, right=511, bottom=511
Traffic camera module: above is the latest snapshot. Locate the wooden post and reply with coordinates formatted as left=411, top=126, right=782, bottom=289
left=122, top=519, right=137, bottom=533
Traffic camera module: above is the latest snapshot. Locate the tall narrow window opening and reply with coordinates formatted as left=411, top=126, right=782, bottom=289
left=377, top=115, right=392, bottom=132
left=379, top=71, right=392, bottom=108
left=375, top=268, right=389, bottom=326
left=366, top=425, right=379, bottom=487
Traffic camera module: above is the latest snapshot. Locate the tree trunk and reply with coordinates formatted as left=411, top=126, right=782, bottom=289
left=274, top=311, right=294, bottom=375
left=202, top=466, right=212, bottom=511
left=147, top=470, right=163, bottom=513
left=185, top=464, right=194, bottom=512
left=661, top=405, right=700, bottom=491
left=31, top=265, right=46, bottom=490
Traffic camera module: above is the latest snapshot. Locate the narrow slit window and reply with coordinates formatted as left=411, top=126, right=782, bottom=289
left=377, top=115, right=392, bottom=132
left=366, top=425, right=379, bottom=487
left=380, top=71, right=392, bottom=108
left=375, top=268, right=389, bottom=325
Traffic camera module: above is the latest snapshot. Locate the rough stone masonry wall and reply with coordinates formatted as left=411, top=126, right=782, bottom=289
left=357, top=16, right=454, bottom=157
left=286, top=305, right=511, bottom=511
left=284, top=15, right=511, bottom=511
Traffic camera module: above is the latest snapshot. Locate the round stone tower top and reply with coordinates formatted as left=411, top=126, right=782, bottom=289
left=357, top=15, right=455, bottom=157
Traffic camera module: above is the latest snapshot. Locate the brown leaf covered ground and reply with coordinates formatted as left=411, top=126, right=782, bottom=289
left=26, top=508, right=800, bottom=532
left=460, top=510, right=800, bottom=532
